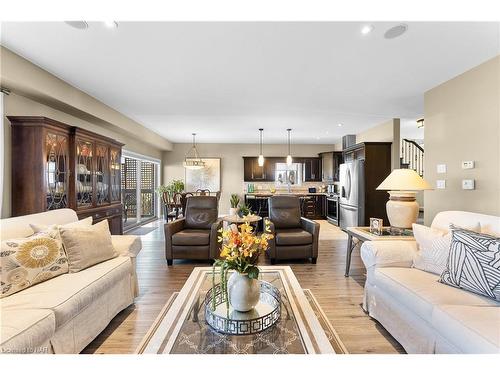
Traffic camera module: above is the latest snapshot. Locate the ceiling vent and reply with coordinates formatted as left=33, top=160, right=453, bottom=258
left=384, top=24, right=408, bottom=39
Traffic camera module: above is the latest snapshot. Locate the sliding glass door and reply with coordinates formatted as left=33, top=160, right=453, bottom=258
left=121, top=152, right=160, bottom=230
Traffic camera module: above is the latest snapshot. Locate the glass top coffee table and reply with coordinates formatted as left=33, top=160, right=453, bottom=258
left=136, top=266, right=337, bottom=354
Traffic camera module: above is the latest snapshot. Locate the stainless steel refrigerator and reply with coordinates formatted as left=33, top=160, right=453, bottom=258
left=339, top=160, right=365, bottom=230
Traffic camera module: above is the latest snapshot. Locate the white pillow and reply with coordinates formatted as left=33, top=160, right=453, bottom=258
left=59, top=220, right=116, bottom=273
left=412, top=222, right=481, bottom=275
left=30, top=216, right=93, bottom=234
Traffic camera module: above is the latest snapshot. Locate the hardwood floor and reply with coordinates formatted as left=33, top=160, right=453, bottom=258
left=83, top=220, right=404, bottom=354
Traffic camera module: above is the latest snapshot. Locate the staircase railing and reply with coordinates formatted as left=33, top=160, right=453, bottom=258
left=401, top=138, right=424, bottom=177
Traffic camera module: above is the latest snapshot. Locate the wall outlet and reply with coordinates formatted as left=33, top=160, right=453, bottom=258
left=436, top=180, right=446, bottom=189
left=461, top=161, right=475, bottom=169
left=462, top=179, right=475, bottom=190
left=437, top=164, right=447, bottom=174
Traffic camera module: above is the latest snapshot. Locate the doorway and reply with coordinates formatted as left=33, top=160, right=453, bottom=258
left=121, top=152, right=160, bottom=231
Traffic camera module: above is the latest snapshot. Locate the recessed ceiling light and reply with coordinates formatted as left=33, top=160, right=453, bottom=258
left=65, top=21, right=88, bottom=30
left=384, top=24, right=408, bottom=39
left=337, top=123, right=343, bottom=127
left=361, top=25, right=374, bottom=35
left=104, top=21, right=118, bottom=29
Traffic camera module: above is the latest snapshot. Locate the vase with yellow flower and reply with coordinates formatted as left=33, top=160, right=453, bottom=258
left=212, top=220, right=273, bottom=312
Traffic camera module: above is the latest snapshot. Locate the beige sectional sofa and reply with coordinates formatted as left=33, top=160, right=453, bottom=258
left=0, top=209, right=142, bottom=354
left=361, top=211, right=500, bottom=354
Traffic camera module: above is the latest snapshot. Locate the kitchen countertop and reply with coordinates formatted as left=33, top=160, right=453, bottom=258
left=245, top=192, right=328, bottom=197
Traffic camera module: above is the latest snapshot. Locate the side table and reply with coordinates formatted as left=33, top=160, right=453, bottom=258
left=344, top=226, right=415, bottom=277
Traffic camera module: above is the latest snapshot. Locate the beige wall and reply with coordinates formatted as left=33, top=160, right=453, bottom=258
left=334, top=118, right=400, bottom=169
left=1, top=46, right=172, bottom=151
left=162, top=143, right=335, bottom=214
left=1, top=47, right=172, bottom=218
left=424, top=55, right=500, bottom=225
left=355, top=118, right=401, bottom=170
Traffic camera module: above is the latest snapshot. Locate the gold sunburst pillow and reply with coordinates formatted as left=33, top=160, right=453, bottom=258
left=1, top=230, right=68, bottom=298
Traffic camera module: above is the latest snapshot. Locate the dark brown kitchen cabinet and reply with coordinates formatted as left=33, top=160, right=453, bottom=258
left=332, top=152, right=343, bottom=182
left=243, top=157, right=283, bottom=182
left=300, top=195, right=325, bottom=219
left=303, top=157, right=322, bottom=182
left=9, top=116, right=124, bottom=234
left=244, top=157, right=266, bottom=181
left=320, top=151, right=343, bottom=182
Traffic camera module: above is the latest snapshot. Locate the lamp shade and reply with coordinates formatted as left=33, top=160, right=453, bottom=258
left=376, top=169, right=432, bottom=191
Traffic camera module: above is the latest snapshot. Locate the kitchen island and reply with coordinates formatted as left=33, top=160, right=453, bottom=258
left=244, top=192, right=327, bottom=222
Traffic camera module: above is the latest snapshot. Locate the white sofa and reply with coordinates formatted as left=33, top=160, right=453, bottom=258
left=360, top=211, right=500, bottom=354
left=0, top=209, right=142, bottom=354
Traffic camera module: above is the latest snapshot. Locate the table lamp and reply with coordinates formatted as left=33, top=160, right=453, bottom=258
left=376, top=169, right=432, bottom=229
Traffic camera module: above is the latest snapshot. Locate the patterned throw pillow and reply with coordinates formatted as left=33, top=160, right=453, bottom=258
left=439, top=226, right=500, bottom=301
left=0, top=230, right=69, bottom=298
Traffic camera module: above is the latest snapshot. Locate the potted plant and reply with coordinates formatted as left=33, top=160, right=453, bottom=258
left=229, top=194, right=240, bottom=216
left=156, top=180, right=185, bottom=218
left=212, top=221, right=273, bottom=312
left=237, top=203, right=251, bottom=218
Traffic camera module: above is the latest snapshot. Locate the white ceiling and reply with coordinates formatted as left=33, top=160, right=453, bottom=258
left=1, top=22, right=499, bottom=144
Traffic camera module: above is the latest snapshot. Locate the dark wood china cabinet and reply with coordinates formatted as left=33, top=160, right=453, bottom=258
left=9, top=116, right=124, bottom=234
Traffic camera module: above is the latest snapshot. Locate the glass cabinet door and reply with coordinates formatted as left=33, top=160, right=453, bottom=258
left=45, top=132, right=69, bottom=210
left=76, top=138, right=94, bottom=208
left=110, top=147, right=121, bottom=202
left=95, top=143, right=110, bottom=206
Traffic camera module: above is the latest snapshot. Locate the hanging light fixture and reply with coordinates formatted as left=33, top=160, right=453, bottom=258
left=417, top=118, right=424, bottom=128
left=258, top=128, right=265, bottom=167
left=286, top=128, right=293, bottom=166
left=183, top=133, right=205, bottom=170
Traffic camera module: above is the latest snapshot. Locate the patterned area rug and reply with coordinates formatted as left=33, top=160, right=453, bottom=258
left=303, top=289, right=348, bottom=354
left=137, top=289, right=348, bottom=354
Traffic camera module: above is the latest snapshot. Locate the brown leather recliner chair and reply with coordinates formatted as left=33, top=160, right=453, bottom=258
left=267, top=195, right=320, bottom=264
left=164, top=196, right=222, bottom=265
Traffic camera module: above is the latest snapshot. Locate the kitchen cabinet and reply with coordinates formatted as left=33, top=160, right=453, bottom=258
left=243, top=157, right=284, bottom=182
left=300, top=195, right=325, bottom=219
left=244, top=157, right=267, bottom=181
left=303, top=157, right=322, bottom=182
left=332, top=152, right=343, bottom=181
left=320, top=151, right=343, bottom=182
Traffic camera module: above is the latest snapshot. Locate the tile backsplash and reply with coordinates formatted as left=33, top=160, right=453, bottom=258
left=243, top=181, right=334, bottom=193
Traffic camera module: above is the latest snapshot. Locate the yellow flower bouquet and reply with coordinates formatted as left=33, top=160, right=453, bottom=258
left=211, top=220, right=273, bottom=312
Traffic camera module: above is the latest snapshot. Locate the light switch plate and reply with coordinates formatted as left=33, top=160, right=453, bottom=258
left=462, top=179, right=475, bottom=190
left=462, top=161, right=475, bottom=169
left=437, top=164, right=447, bottom=174
left=436, top=180, right=446, bottom=189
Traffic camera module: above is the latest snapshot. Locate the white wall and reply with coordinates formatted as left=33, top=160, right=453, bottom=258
left=162, top=143, right=335, bottom=213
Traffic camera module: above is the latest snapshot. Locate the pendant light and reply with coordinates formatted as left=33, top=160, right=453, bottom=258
left=183, top=133, right=205, bottom=170
left=258, top=128, right=265, bottom=167
left=286, top=128, right=293, bottom=166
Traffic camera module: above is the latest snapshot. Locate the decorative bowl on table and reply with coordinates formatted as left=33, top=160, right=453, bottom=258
left=204, top=279, right=281, bottom=335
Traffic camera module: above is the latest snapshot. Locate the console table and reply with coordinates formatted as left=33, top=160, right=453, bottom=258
left=344, top=226, right=415, bottom=277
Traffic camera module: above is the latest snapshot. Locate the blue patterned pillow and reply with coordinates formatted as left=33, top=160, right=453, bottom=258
left=439, top=226, right=500, bottom=301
